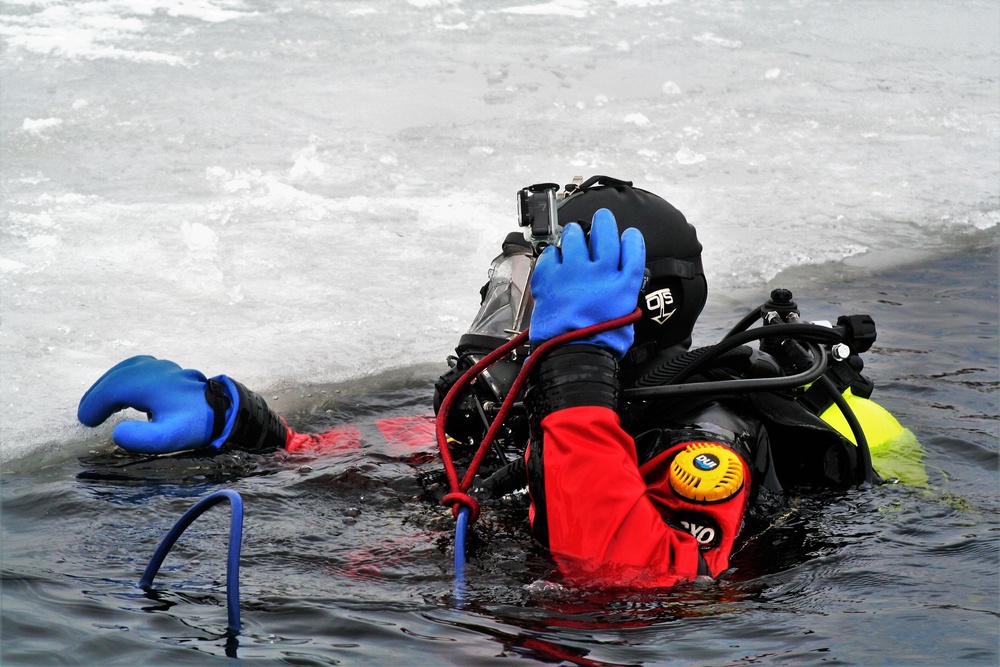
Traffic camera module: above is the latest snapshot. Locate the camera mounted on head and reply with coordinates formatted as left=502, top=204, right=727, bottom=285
left=517, top=182, right=562, bottom=254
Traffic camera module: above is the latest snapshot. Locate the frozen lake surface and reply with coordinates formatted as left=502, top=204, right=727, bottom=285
left=2, top=0, right=996, bottom=460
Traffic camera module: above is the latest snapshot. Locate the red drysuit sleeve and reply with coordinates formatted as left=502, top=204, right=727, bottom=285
left=283, top=415, right=437, bottom=456
left=285, top=425, right=363, bottom=454
left=532, top=405, right=706, bottom=588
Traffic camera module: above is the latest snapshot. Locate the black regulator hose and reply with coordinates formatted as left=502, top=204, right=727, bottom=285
left=625, top=322, right=842, bottom=399
left=673, top=322, right=843, bottom=386
left=626, top=342, right=828, bottom=399
left=816, top=373, right=878, bottom=485
left=723, top=307, right=764, bottom=339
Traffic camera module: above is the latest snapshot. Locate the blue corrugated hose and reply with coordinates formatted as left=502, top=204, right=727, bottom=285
left=138, top=489, right=244, bottom=635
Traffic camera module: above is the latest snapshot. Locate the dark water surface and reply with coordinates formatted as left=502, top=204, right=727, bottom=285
left=2, top=248, right=997, bottom=666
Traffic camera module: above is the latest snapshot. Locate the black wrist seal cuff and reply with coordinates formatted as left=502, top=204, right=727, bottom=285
left=525, top=345, right=620, bottom=421
left=205, top=378, right=288, bottom=454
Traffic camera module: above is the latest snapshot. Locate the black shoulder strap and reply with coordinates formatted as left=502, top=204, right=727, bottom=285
left=645, top=256, right=704, bottom=280
left=577, top=175, right=633, bottom=191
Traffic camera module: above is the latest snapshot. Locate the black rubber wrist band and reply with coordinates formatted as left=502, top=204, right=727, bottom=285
left=525, top=345, right=620, bottom=420
left=204, top=379, right=232, bottom=442
left=206, top=378, right=287, bottom=453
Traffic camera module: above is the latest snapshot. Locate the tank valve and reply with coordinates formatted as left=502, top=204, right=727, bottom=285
left=831, top=343, right=852, bottom=361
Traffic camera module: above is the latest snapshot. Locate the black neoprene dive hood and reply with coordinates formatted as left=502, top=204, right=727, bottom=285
left=557, top=175, right=707, bottom=365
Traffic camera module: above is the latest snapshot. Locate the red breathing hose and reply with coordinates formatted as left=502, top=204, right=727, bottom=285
left=435, top=308, right=643, bottom=523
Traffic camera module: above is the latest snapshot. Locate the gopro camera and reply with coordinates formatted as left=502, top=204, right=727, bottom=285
left=517, top=183, right=561, bottom=253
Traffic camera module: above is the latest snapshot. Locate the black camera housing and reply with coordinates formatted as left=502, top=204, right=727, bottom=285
left=517, top=183, right=561, bottom=252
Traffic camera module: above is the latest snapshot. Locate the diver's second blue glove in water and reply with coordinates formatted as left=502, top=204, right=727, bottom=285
left=78, top=355, right=287, bottom=455
left=529, top=208, right=646, bottom=359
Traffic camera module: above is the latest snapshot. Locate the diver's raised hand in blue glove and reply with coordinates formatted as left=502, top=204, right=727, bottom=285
left=78, top=355, right=287, bottom=455
left=529, top=208, right=646, bottom=359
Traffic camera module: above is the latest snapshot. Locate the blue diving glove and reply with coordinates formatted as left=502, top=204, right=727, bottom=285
left=78, top=355, right=287, bottom=455
left=529, top=208, right=646, bottom=359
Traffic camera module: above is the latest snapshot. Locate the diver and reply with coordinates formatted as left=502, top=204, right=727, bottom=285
left=77, top=175, right=911, bottom=588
